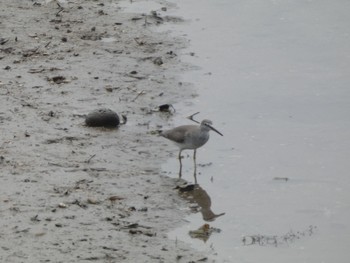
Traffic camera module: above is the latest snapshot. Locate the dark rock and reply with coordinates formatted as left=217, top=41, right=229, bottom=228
left=85, top=108, right=120, bottom=128
left=158, top=104, right=175, bottom=113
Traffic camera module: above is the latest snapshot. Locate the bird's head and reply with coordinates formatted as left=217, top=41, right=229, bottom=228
left=201, top=119, right=223, bottom=136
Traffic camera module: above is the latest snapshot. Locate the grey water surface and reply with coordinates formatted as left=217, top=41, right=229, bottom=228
left=160, top=0, right=350, bottom=262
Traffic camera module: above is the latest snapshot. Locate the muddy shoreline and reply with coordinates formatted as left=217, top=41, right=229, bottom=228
left=0, top=1, right=209, bottom=262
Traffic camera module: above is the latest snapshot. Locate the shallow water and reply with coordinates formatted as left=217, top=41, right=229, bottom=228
left=123, top=0, right=350, bottom=261
left=159, top=0, right=350, bottom=262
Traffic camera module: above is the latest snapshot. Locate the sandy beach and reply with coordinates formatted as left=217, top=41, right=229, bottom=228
left=0, top=0, right=208, bottom=262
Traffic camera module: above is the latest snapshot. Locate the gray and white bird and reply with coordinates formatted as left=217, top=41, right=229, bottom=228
left=160, top=119, right=223, bottom=183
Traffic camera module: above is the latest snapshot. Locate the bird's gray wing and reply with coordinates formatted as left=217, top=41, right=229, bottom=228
left=161, top=125, right=194, bottom=144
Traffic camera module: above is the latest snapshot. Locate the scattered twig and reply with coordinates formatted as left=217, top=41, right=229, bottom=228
left=56, top=8, right=64, bottom=16
left=28, top=68, right=45, bottom=74
left=23, top=46, right=41, bottom=57
left=85, top=154, right=96, bottom=164
left=187, top=112, right=200, bottom=124
left=131, top=16, right=143, bottom=21
left=0, top=38, right=8, bottom=45
left=132, top=90, right=146, bottom=102
left=134, top=38, right=145, bottom=45
left=126, top=74, right=146, bottom=80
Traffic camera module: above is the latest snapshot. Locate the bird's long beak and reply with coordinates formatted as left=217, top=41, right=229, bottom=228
left=208, top=124, right=223, bottom=136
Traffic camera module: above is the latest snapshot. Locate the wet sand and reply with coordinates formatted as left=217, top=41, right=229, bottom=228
left=0, top=0, right=208, bottom=262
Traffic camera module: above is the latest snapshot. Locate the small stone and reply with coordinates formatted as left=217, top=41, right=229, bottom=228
left=58, top=203, right=68, bottom=208
left=87, top=198, right=100, bottom=205
left=153, top=57, right=163, bottom=65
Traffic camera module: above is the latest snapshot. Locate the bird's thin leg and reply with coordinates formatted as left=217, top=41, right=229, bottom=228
left=178, top=150, right=183, bottom=179
left=193, top=149, right=197, bottom=184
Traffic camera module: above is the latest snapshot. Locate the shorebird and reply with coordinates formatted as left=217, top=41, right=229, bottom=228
left=161, top=115, right=223, bottom=183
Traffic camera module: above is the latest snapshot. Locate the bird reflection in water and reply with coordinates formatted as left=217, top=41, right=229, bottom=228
left=177, top=183, right=225, bottom=242
left=177, top=183, right=225, bottom=221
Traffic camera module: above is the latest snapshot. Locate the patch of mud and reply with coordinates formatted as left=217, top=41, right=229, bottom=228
left=0, top=0, right=207, bottom=262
